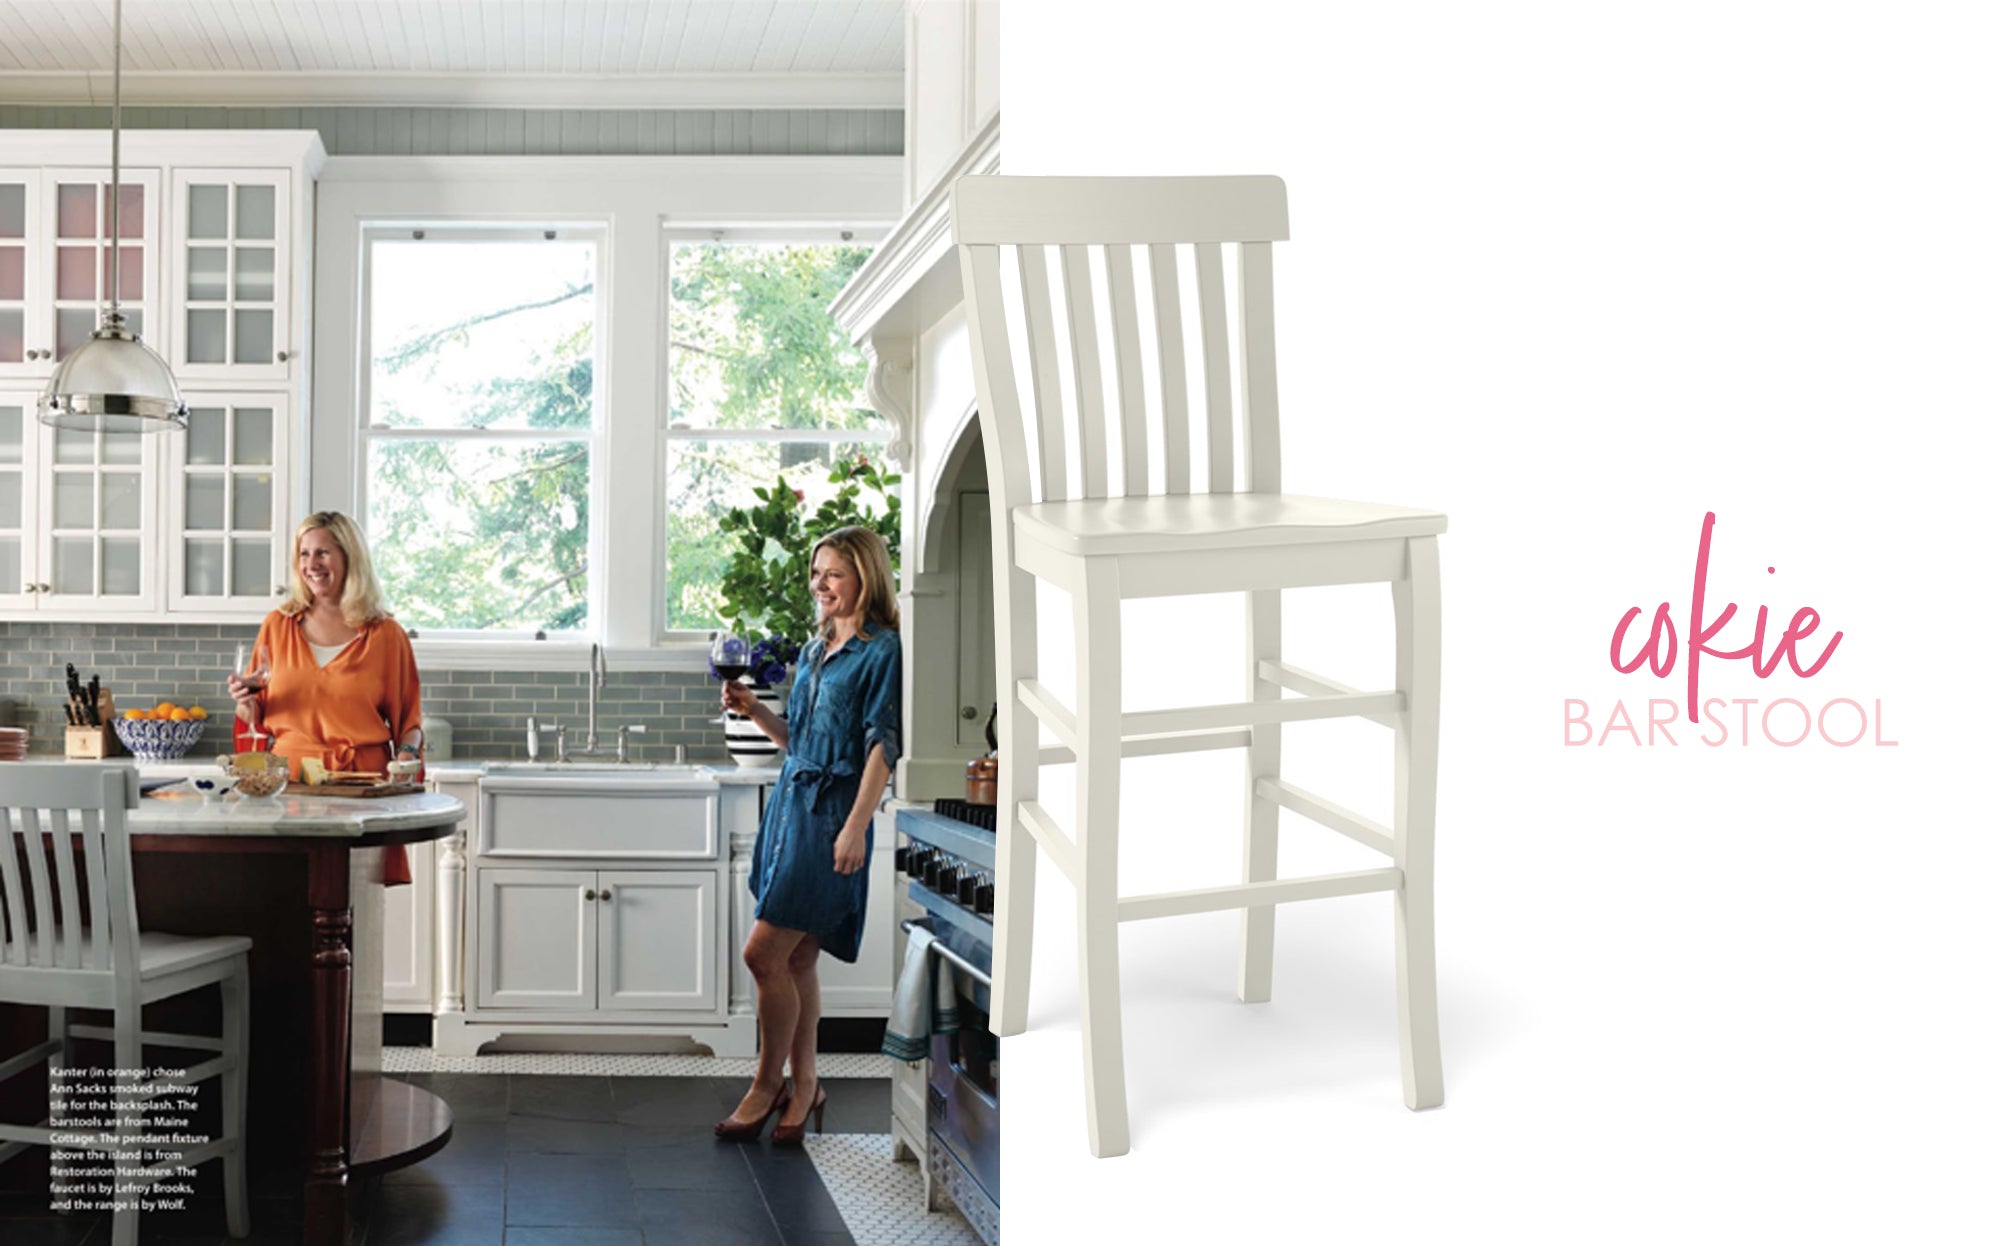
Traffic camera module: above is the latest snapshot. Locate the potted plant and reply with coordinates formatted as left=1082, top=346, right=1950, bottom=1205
left=712, top=456, right=900, bottom=764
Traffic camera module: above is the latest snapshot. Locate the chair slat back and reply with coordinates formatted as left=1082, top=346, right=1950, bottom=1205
left=953, top=175, right=1289, bottom=515
left=0, top=764, right=140, bottom=976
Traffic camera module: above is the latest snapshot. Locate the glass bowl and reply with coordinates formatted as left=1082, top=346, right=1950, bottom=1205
left=221, top=755, right=289, bottom=801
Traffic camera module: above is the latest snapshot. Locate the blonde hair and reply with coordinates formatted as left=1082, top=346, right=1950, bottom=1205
left=278, top=511, right=390, bottom=627
left=811, top=526, right=898, bottom=641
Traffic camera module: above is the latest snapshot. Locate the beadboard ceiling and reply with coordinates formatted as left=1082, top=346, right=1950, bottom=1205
left=0, top=1, right=906, bottom=108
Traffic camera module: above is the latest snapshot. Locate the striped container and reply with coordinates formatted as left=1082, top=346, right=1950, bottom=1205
left=724, top=688, right=786, bottom=768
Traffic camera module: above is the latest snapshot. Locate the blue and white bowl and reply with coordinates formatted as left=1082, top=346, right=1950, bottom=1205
left=112, top=717, right=206, bottom=762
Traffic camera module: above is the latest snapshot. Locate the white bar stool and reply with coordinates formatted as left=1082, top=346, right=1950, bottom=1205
left=953, top=174, right=1446, bottom=1157
left=0, top=763, right=251, bottom=1244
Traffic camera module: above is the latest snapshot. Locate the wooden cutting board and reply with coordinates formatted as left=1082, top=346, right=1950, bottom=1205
left=306, top=781, right=426, bottom=798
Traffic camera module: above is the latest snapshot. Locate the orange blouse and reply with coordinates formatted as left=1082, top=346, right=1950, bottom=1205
left=251, top=610, right=423, bottom=781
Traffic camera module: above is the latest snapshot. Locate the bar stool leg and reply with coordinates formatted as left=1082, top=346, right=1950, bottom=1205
left=221, top=959, right=251, bottom=1237
left=1393, top=536, right=1444, bottom=1110
left=112, top=1014, right=141, bottom=1246
left=1074, top=560, right=1130, bottom=1157
left=1238, top=587, right=1282, bottom=1003
left=993, top=562, right=1040, bottom=1039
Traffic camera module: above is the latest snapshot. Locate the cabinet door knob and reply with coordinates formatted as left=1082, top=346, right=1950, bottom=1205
left=38, top=583, right=49, bottom=593
left=583, top=888, right=599, bottom=901
left=276, top=350, right=291, bottom=362
left=600, top=888, right=613, bottom=903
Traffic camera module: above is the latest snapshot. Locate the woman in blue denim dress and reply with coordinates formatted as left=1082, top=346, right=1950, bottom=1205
left=716, top=526, right=901, bottom=1145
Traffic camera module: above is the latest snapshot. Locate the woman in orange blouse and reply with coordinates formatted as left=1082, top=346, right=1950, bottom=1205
left=227, top=511, right=423, bottom=782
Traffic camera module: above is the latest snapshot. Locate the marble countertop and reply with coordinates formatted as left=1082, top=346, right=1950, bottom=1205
left=133, top=789, right=466, bottom=837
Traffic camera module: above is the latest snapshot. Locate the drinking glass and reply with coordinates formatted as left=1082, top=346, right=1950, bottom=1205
left=711, top=633, right=751, bottom=684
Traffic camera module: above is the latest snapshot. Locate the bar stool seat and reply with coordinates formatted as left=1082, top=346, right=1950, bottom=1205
left=954, top=173, right=1447, bottom=1158
left=1016, top=493, right=1447, bottom=556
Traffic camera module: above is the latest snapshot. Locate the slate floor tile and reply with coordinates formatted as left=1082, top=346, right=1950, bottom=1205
left=508, top=1075, right=616, bottom=1122
left=369, top=1183, right=506, bottom=1246
left=504, top=1152, right=637, bottom=1228
left=387, top=1119, right=508, bottom=1188
left=634, top=1187, right=785, bottom=1246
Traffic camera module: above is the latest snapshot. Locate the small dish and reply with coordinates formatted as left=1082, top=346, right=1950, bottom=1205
left=190, top=775, right=235, bottom=803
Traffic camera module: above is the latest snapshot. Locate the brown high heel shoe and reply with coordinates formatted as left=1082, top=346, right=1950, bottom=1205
left=770, top=1082, right=826, bottom=1146
left=715, top=1084, right=792, bottom=1141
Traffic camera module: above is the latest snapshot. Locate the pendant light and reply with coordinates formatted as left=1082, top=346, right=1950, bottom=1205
left=39, top=0, right=187, bottom=434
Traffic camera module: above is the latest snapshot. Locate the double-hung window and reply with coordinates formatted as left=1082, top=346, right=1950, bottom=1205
left=661, top=232, right=888, bottom=634
left=358, top=226, right=602, bottom=636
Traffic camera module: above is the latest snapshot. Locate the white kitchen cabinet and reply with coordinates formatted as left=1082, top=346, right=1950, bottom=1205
left=476, top=867, right=598, bottom=1010
left=384, top=773, right=476, bottom=1016
left=166, top=393, right=290, bottom=609
left=381, top=837, right=437, bottom=1014
left=0, top=166, right=162, bottom=383
left=38, top=420, right=162, bottom=612
left=473, top=866, right=720, bottom=1014
left=0, top=393, right=39, bottom=609
left=597, top=870, right=719, bottom=1011
left=167, top=169, right=295, bottom=383
left=437, top=773, right=747, bottom=1056
left=0, top=133, right=323, bottom=625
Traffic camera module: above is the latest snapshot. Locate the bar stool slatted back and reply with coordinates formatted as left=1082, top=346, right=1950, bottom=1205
left=0, top=762, right=250, bottom=1245
left=953, top=175, right=1448, bottom=1157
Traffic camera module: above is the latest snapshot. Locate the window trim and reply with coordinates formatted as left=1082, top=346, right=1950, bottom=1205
left=310, top=155, right=905, bottom=669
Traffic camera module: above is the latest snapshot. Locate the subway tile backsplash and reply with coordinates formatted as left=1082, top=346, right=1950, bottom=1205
left=0, top=622, right=735, bottom=761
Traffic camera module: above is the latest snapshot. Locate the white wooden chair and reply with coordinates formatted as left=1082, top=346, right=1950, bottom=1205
left=953, top=174, right=1447, bottom=1156
left=0, top=763, right=250, bottom=1244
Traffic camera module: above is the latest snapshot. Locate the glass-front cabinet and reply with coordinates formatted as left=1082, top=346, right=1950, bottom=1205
left=0, top=394, right=39, bottom=611
left=39, top=420, right=160, bottom=613
left=0, top=167, right=162, bottom=383
left=167, top=394, right=289, bottom=610
left=0, top=132, right=321, bottom=623
left=169, top=170, right=292, bottom=383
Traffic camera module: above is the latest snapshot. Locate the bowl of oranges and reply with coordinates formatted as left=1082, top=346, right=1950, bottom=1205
left=113, top=702, right=210, bottom=761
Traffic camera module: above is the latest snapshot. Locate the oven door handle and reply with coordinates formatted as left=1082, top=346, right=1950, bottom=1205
left=900, top=918, right=994, bottom=988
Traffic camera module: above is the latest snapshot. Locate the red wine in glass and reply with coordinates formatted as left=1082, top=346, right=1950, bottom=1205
left=710, top=633, right=752, bottom=689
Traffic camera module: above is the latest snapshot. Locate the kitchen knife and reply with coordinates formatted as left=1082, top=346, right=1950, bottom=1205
left=86, top=675, right=100, bottom=726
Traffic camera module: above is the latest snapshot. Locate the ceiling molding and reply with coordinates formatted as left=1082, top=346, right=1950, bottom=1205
left=0, top=70, right=905, bottom=111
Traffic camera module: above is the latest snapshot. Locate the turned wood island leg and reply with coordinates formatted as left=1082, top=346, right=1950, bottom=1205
left=306, top=846, right=355, bottom=1246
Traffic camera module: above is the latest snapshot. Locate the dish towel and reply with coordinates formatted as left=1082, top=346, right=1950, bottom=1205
left=882, top=926, right=960, bottom=1062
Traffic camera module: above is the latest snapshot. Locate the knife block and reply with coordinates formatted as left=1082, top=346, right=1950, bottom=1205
left=65, top=690, right=116, bottom=759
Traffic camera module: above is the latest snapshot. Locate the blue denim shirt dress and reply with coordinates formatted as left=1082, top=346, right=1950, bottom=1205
left=749, top=626, right=902, bottom=963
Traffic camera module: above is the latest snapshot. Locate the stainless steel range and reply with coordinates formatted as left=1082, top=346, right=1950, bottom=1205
left=894, top=801, right=998, bottom=1245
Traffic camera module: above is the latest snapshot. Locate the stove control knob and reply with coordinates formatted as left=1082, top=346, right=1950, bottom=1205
left=957, top=873, right=979, bottom=905
left=935, top=864, right=960, bottom=894
left=894, top=845, right=911, bottom=873
left=975, top=879, right=996, bottom=915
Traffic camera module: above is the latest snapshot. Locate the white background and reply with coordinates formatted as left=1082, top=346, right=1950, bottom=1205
left=993, top=2, right=1997, bottom=1241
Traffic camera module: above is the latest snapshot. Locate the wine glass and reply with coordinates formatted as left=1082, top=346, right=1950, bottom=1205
left=710, top=634, right=751, bottom=685
left=234, top=642, right=273, bottom=752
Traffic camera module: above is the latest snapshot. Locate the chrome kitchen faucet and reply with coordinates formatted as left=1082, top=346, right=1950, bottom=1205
left=524, top=643, right=649, bottom=763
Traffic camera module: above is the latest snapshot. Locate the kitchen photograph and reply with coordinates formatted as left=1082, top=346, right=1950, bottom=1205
left=0, top=3, right=1000, bottom=1244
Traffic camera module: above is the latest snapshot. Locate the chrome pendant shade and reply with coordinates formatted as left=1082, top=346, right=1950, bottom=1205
left=41, top=311, right=188, bottom=433
left=38, top=0, right=187, bottom=434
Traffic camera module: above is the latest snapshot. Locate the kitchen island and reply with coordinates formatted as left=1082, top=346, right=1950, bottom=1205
left=0, top=786, right=465, bottom=1246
